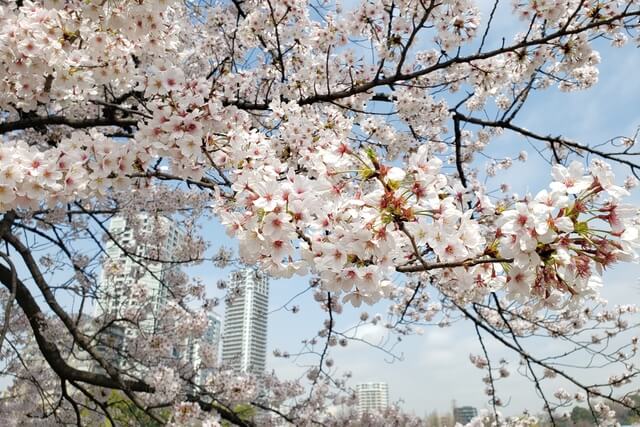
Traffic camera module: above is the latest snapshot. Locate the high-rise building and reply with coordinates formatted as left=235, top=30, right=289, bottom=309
left=93, top=214, right=185, bottom=375
left=95, top=214, right=183, bottom=333
left=454, top=406, right=478, bottom=424
left=184, top=312, right=222, bottom=385
left=221, top=268, right=269, bottom=375
left=355, top=382, right=389, bottom=415
left=93, top=214, right=223, bottom=382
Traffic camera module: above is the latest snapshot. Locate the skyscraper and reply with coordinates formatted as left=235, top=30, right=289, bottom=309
left=92, top=214, right=224, bottom=383
left=95, top=214, right=183, bottom=332
left=93, top=214, right=185, bottom=374
left=355, top=382, right=389, bottom=415
left=221, top=268, right=269, bottom=375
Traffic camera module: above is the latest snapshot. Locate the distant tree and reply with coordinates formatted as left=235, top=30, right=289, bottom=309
left=425, top=410, right=442, bottom=427
left=570, top=406, right=596, bottom=427
left=105, top=391, right=168, bottom=427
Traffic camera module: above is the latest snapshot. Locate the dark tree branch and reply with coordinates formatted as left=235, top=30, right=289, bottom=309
left=0, top=116, right=139, bottom=134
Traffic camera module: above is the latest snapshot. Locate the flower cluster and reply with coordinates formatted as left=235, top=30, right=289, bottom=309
left=0, top=0, right=637, bottom=313
left=497, top=160, right=638, bottom=308
left=0, top=0, right=180, bottom=111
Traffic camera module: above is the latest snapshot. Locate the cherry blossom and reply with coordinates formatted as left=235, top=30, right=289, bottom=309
left=1, top=0, right=640, bottom=424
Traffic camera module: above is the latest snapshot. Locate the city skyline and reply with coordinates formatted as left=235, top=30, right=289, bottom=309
left=95, top=222, right=274, bottom=382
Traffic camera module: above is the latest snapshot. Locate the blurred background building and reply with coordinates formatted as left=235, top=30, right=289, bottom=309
left=95, top=214, right=183, bottom=332
left=355, top=382, right=389, bottom=415
left=221, top=268, right=269, bottom=374
left=94, top=214, right=221, bottom=380
left=453, top=405, right=478, bottom=424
